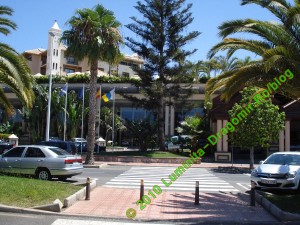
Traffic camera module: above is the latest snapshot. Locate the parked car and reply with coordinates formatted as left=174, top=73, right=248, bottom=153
left=0, top=145, right=83, bottom=180
left=49, top=137, right=62, bottom=141
left=0, top=140, right=13, bottom=154
left=165, top=141, right=180, bottom=151
left=71, top=138, right=87, bottom=142
left=251, top=152, right=300, bottom=192
left=37, top=141, right=77, bottom=155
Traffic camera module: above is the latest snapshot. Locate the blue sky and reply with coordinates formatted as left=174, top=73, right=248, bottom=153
left=2, top=0, right=279, bottom=62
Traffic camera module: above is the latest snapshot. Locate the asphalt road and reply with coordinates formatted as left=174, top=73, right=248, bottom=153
left=0, top=212, right=298, bottom=225
left=68, top=165, right=251, bottom=193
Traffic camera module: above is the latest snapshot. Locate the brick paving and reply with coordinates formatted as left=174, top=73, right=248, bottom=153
left=63, top=187, right=277, bottom=223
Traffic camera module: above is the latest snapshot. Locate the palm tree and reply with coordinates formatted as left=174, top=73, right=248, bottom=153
left=61, top=4, right=122, bottom=164
left=0, top=6, right=34, bottom=114
left=206, top=0, right=300, bottom=102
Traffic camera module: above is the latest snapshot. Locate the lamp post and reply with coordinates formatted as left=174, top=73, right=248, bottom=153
left=45, top=32, right=55, bottom=141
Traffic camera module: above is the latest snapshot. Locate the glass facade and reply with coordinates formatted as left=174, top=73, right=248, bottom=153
left=120, top=107, right=153, bottom=122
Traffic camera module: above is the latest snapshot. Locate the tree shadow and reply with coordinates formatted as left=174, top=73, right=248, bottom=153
left=210, top=166, right=251, bottom=174
left=149, top=191, right=276, bottom=223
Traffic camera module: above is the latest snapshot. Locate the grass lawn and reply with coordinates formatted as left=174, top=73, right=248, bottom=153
left=263, top=192, right=300, bottom=214
left=95, top=150, right=191, bottom=158
left=0, top=175, right=82, bottom=208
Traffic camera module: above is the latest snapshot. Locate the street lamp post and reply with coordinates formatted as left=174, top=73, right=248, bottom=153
left=45, top=32, right=55, bottom=141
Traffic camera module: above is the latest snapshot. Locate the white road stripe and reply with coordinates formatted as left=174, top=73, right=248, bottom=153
left=51, top=219, right=167, bottom=225
left=103, top=167, right=239, bottom=193
left=103, top=185, right=239, bottom=192
left=105, top=182, right=232, bottom=187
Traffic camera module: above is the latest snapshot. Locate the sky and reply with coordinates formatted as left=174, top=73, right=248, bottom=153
left=2, top=0, right=279, bottom=62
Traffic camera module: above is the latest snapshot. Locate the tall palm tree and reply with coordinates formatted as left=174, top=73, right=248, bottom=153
left=0, top=6, right=34, bottom=114
left=61, top=4, right=122, bottom=164
left=206, top=0, right=300, bottom=102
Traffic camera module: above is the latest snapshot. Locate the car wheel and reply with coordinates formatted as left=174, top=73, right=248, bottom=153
left=36, top=169, right=51, bottom=180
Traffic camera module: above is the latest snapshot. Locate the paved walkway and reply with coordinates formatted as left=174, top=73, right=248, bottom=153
left=63, top=187, right=277, bottom=223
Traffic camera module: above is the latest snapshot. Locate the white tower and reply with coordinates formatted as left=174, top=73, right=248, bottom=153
left=46, top=20, right=62, bottom=75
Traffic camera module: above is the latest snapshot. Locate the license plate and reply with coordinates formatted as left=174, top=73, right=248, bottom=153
left=261, top=178, right=277, bottom=184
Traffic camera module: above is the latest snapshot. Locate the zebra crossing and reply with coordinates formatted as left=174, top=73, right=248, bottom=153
left=103, top=166, right=240, bottom=193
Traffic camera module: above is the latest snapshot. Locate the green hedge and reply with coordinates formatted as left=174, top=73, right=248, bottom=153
left=33, top=73, right=207, bottom=84
left=34, top=73, right=142, bottom=85
left=0, top=134, right=10, bottom=140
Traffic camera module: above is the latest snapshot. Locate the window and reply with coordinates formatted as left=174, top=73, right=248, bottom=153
left=53, top=49, right=56, bottom=56
left=98, top=67, right=104, bottom=71
left=66, top=56, right=78, bottom=65
left=64, top=68, right=75, bottom=74
left=53, top=63, right=55, bottom=69
left=56, top=50, right=58, bottom=56
left=48, top=147, right=69, bottom=156
left=55, top=63, right=58, bottom=70
left=122, top=72, right=130, bottom=77
left=4, top=147, right=25, bottom=157
left=25, top=147, right=45, bottom=158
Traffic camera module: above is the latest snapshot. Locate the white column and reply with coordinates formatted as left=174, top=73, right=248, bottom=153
left=222, top=120, right=228, bottom=152
left=170, top=105, right=175, bottom=136
left=165, top=105, right=170, bottom=136
left=285, top=121, right=290, bottom=152
left=279, top=130, right=284, bottom=152
left=217, top=120, right=222, bottom=151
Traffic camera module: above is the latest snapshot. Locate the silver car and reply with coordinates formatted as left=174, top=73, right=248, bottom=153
left=251, top=152, right=300, bottom=191
left=0, top=145, right=83, bottom=180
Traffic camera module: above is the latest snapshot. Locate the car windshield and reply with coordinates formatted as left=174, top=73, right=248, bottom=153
left=48, top=147, right=70, bottom=156
left=264, top=154, right=300, bottom=166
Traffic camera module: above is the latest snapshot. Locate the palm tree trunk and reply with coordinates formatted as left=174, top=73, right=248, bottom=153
left=158, top=98, right=165, bottom=151
left=85, top=60, right=98, bottom=164
left=250, top=146, right=254, bottom=169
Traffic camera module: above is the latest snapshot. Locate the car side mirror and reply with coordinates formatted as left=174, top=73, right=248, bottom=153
left=259, top=160, right=264, bottom=164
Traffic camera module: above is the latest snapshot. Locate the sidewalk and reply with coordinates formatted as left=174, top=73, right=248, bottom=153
left=63, top=187, right=277, bottom=223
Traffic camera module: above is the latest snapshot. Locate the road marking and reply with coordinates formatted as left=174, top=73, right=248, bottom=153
left=51, top=219, right=168, bottom=225
left=103, top=167, right=239, bottom=193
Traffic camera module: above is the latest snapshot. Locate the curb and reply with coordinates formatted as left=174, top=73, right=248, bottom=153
left=63, top=179, right=97, bottom=208
left=255, top=191, right=300, bottom=221
left=0, top=180, right=97, bottom=214
left=83, top=163, right=107, bottom=168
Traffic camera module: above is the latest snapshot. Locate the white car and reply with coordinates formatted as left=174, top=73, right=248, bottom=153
left=0, top=145, right=83, bottom=180
left=251, top=152, right=300, bottom=192
left=165, top=141, right=180, bottom=151
left=71, top=138, right=87, bottom=142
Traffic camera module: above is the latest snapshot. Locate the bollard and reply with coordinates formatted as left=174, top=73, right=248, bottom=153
left=195, top=181, right=199, bottom=205
left=85, top=177, right=91, bottom=200
left=140, top=179, right=144, bottom=201
left=250, top=181, right=255, bottom=206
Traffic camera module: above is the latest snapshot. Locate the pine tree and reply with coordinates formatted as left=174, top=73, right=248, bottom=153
left=125, top=0, right=200, bottom=150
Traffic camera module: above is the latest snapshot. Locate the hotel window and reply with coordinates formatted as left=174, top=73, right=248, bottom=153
left=64, top=68, right=75, bottom=73
left=66, top=56, right=77, bottom=65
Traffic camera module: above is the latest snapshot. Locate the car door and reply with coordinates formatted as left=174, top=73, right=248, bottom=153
left=21, top=147, right=46, bottom=175
left=0, top=147, right=26, bottom=174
